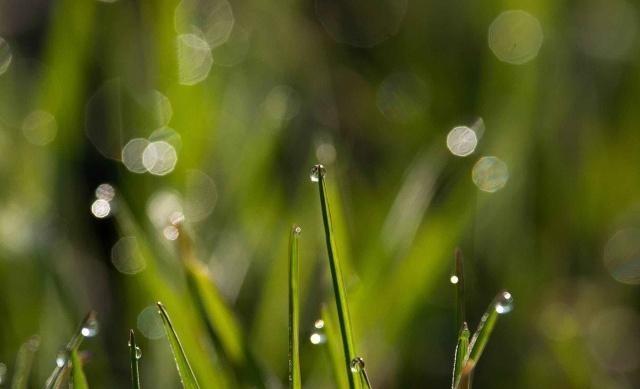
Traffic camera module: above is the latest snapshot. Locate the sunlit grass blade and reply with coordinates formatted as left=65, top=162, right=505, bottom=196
left=321, top=305, right=349, bottom=389
left=157, top=302, right=201, bottom=389
left=71, top=349, right=89, bottom=389
left=11, top=335, right=39, bottom=389
left=454, top=290, right=513, bottom=389
left=175, top=226, right=263, bottom=387
left=451, top=322, right=470, bottom=389
left=288, top=225, right=302, bottom=389
left=129, top=330, right=141, bottom=389
left=312, top=164, right=358, bottom=389
left=453, top=248, right=466, bottom=332
left=44, top=311, right=97, bottom=389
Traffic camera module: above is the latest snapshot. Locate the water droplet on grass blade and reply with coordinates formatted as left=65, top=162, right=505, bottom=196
left=450, top=275, right=459, bottom=284
left=293, top=225, right=302, bottom=235
left=81, top=317, right=99, bottom=337
left=350, top=357, right=365, bottom=373
left=56, top=349, right=68, bottom=367
left=495, top=290, right=514, bottom=314
left=135, top=346, right=142, bottom=359
left=314, top=319, right=324, bottom=329
left=310, top=164, right=326, bottom=182
left=309, top=332, right=325, bottom=345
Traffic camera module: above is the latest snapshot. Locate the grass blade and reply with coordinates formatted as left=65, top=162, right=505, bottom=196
left=453, top=248, right=466, bottom=332
left=11, top=335, right=40, bottom=389
left=451, top=322, right=470, bottom=389
left=289, top=225, right=302, bottom=389
left=312, top=164, right=358, bottom=389
left=176, top=225, right=263, bottom=387
left=321, top=305, right=349, bottom=389
left=129, top=330, right=141, bottom=389
left=157, top=302, right=201, bottom=389
left=71, top=349, right=89, bottom=389
left=351, top=357, right=372, bottom=389
left=44, top=311, right=97, bottom=389
left=454, top=290, right=513, bottom=389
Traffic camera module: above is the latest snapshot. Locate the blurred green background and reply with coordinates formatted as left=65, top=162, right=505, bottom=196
left=1, top=0, right=640, bottom=387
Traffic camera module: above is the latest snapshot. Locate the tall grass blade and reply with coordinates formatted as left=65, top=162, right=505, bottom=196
left=129, top=330, right=141, bottom=389
left=44, top=311, right=97, bottom=389
left=451, top=322, right=470, bottom=389
left=453, top=290, right=513, bottom=389
left=156, top=302, right=201, bottom=389
left=453, top=248, right=466, bottom=332
left=288, top=225, right=302, bottom=389
left=71, top=349, right=89, bottom=389
left=321, top=305, right=349, bottom=389
left=11, top=335, right=39, bottom=389
left=312, top=164, right=358, bottom=389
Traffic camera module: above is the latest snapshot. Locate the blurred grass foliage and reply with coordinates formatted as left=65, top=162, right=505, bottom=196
left=0, top=0, right=639, bottom=387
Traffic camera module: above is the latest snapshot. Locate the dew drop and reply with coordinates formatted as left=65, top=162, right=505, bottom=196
left=135, top=346, right=142, bottom=360
left=293, top=225, right=302, bottom=235
left=55, top=349, right=68, bottom=367
left=350, top=357, right=365, bottom=373
left=450, top=275, right=459, bottom=284
left=309, top=164, right=326, bottom=182
left=314, top=319, right=325, bottom=329
left=81, top=317, right=99, bottom=337
left=495, top=290, right=514, bottom=314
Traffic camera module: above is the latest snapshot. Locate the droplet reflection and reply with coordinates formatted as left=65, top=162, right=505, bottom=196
left=310, top=164, right=326, bottom=182
left=495, top=290, right=514, bottom=314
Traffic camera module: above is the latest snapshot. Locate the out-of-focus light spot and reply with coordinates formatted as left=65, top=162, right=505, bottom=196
left=0, top=204, right=34, bottom=254
left=472, top=156, right=509, bottom=193
left=174, top=0, right=235, bottom=48
left=446, top=126, right=478, bottom=157
left=163, top=225, right=180, bottom=240
left=137, top=305, right=165, bottom=339
left=604, top=228, right=640, bottom=284
left=538, top=302, right=579, bottom=341
left=488, top=10, right=543, bottom=64
left=22, top=110, right=57, bottom=146
left=212, top=25, right=250, bottom=67
left=142, top=141, right=178, bottom=176
left=315, top=143, right=337, bottom=165
left=177, top=33, right=213, bottom=86
left=111, top=236, right=146, bottom=275
left=147, top=191, right=184, bottom=229
left=185, top=170, right=217, bottom=222
left=376, top=72, right=428, bottom=123
left=91, top=199, right=111, bottom=219
left=309, top=332, right=326, bottom=345
left=449, top=275, right=459, bottom=284
left=95, top=183, right=116, bottom=201
left=122, top=138, right=151, bottom=174
left=264, top=85, right=300, bottom=122
left=314, top=319, right=325, bottom=329
left=0, top=37, right=12, bottom=75
left=315, top=0, right=408, bottom=48
left=575, top=0, right=638, bottom=61
left=140, top=90, right=173, bottom=127
left=587, top=307, right=640, bottom=372
left=149, top=127, right=182, bottom=151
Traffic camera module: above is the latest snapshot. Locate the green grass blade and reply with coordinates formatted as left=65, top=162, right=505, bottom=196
left=129, top=330, right=141, bottom=389
left=313, top=164, right=358, bottom=389
left=351, top=358, right=372, bottom=389
left=71, top=349, right=89, bottom=389
left=157, top=302, right=201, bottom=389
left=44, top=311, right=97, bottom=389
left=321, top=305, right=349, bottom=389
left=288, top=225, right=302, bottom=389
left=451, top=322, right=470, bottom=389
left=453, top=248, right=466, bottom=332
left=454, top=290, right=513, bottom=389
left=11, top=335, right=40, bottom=389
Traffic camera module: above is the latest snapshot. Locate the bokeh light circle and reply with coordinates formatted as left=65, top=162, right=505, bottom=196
left=111, top=236, right=146, bottom=275
left=472, top=156, right=509, bottom=192
left=604, top=228, right=640, bottom=284
left=488, top=10, right=543, bottom=64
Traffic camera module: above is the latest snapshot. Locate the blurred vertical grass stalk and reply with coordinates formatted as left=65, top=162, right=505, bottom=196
left=11, top=335, right=39, bottom=389
left=312, top=164, right=359, bottom=389
left=288, top=225, right=302, bottom=389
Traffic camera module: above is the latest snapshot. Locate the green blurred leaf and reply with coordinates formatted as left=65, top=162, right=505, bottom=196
left=71, top=350, right=89, bottom=389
